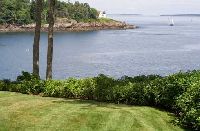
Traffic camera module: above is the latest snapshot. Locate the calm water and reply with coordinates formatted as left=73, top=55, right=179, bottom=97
left=1, top=15, right=200, bottom=79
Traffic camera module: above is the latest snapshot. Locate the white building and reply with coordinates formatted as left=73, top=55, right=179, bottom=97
left=99, top=11, right=107, bottom=18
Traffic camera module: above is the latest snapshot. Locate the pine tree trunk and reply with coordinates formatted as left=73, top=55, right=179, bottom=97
left=33, top=0, right=42, bottom=77
left=46, top=0, right=55, bottom=80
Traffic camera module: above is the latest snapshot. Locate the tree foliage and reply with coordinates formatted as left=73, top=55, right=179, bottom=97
left=0, top=0, right=32, bottom=24
left=0, top=0, right=99, bottom=25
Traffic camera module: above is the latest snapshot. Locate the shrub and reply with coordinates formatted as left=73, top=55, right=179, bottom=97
left=44, top=80, right=65, bottom=97
left=44, top=78, right=96, bottom=99
left=62, top=78, right=85, bottom=98
left=176, top=83, right=200, bottom=130
left=16, top=71, right=44, bottom=95
left=126, top=83, right=148, bottom=105
left=94, top=74, right=116, bottom=102
left=146, top=71, right=200, bottom=110
left=78, top=78, right=96, bottom=99
left=0, top=79, right=12, bottom=91
left=63, top=78, right=93, bottom=98
left=112, top=82, right=147, bottom=105
left=112, top=84, right=131, bottom=104
left=119, top=75, right=161, bottom=84
left=0, top=80, right=5, bottom=91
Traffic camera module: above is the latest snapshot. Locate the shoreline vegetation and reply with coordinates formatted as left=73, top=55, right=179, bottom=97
left=0, top=18, right=136, bottom=32
left=0, top=0, right=135, bottom=32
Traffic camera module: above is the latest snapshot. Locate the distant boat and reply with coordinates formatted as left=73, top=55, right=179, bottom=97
left=169, top=17, right=174, bottom=26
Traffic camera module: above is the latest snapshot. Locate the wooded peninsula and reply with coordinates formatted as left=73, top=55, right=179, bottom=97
left=0, top=0, right=135, bottom=32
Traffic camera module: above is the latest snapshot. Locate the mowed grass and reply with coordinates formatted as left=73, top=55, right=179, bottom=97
left=0, top=92, right=184, bottom=131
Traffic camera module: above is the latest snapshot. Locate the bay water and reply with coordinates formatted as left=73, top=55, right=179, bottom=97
left=1, top=15, right=200, bottom=79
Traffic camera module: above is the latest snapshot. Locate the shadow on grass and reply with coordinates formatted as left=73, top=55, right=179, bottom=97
left=51, top=99, right=123, bottom=110
left=51, top=98, right=191, bottom=131
left=0, top=92, right=190, bottom=131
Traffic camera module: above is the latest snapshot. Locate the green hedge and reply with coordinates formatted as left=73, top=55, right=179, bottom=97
left=176, top=83, right=200, bottom=129
left=0, top=71, right=199, bottom=130
left=43, top=78, right=96, bottom=99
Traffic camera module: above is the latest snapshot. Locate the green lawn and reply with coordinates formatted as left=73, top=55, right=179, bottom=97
left=0, top=91, right=184, bottom=131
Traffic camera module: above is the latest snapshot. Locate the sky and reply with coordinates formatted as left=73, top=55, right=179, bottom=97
left=62, top=0, right=200, bottom=15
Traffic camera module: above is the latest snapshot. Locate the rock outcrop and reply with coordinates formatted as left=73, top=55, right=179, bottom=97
left=0, top=19, right=136, bottom=32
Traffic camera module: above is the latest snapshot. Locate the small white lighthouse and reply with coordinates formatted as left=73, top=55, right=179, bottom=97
left=99, top=11, right=107, bottom=18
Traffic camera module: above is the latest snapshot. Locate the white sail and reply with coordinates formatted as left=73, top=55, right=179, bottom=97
left=169, top=17, right=174, bottom=26
left=171, top=19, right=174, bottom=25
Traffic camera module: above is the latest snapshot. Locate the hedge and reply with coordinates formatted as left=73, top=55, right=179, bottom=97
left=0, top=71, right=199, bottom=130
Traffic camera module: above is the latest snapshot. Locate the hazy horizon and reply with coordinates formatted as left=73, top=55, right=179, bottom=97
left=61, top=0, right=200, bottom=15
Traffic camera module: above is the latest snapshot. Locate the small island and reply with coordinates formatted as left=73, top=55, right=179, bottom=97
left=0, top=1, right=135, bottom=32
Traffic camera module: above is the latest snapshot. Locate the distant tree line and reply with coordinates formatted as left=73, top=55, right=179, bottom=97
left=0, top=0, right=99, bottom=25
left=0, top=0, right=32, bottom=25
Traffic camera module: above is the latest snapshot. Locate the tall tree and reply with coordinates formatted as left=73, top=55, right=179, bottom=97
left=46, top=0, right=55, bottom=79
left=33, top=0, right=42, bottom=77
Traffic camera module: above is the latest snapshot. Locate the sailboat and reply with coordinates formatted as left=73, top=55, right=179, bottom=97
left=169, top=17, right=174, bottom=26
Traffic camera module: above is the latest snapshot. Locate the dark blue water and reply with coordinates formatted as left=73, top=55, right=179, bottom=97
left=1, top=15, right=200, bottom=79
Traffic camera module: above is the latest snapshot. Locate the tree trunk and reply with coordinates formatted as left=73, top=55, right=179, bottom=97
left=33, top=0, right=42, bottom=77
left=46, top=0, right=55, bottom=80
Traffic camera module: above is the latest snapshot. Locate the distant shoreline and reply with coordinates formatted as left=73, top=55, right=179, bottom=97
left=0, top=19, right=136, bottom=33
left=160, top=14, right=200, bottom=17
left=108, top=14, right=141, bottom=16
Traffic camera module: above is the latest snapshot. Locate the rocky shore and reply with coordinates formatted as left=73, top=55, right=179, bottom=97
left=0, top=19, right=136, bottom=32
